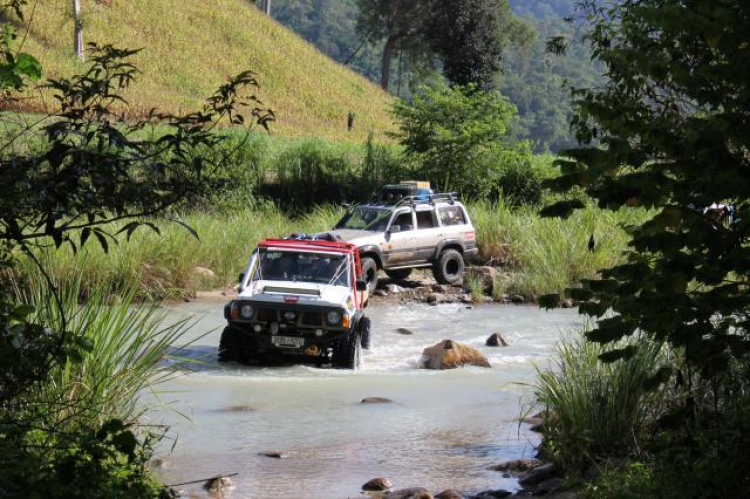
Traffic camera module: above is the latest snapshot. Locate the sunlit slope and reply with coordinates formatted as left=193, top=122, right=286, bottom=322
left=18, top=0, right=394, bottom=140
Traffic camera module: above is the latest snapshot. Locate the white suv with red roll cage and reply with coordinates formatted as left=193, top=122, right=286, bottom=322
left=220, top=238, right=370, bottom=369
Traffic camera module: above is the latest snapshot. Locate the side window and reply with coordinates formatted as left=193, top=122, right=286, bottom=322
left=392, top=212, right=414, bottom=231
left=438, top=206, right=467, bottom=226
left=416, top=210, right=437, bottom=229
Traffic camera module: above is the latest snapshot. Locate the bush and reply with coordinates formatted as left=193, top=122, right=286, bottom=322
left=533, top=330, right=667, bottom=474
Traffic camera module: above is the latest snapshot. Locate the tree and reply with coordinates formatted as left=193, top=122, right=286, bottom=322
left=392, top=82, right=532, bottom=198
left=355, top=0, right=433, bottom=90
left=429, top=0, right=532, bottom=89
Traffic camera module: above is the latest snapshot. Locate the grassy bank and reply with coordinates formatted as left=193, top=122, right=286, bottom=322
left=11, top=201, right=647, bottom=301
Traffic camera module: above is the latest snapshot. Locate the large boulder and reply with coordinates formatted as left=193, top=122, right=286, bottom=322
left=466, top=266, right=498, bottom=292
left=485, top=333, right=508, bottom=347
left=421, top=340, right=491, bottom=369
left=435, top=490, right=464, bottom=499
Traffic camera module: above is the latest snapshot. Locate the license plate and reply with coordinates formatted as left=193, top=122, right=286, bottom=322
left=271, top=336, right=305, bottom=348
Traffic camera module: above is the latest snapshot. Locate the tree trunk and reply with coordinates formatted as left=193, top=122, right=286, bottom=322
left=261, top=0, right=271, bottom=15
left=380, top=36, right=395, bottom=91
left=73, top=0, right=83, bottom=60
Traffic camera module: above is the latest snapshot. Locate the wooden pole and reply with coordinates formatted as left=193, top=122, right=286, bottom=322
left=261, top=0, right=271, bottom=15
left=73, top=0, right=83, bottom=60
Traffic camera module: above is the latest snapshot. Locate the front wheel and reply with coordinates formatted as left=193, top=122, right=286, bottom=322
left=359, top=316, right=372, bottom=350
left=432, top=249, right=465, bottom=285
left=360, top=257, right=379, bottom=295
left=332, top=331, right=362, bottom=369
left=218, top=326, right=243, bottom=362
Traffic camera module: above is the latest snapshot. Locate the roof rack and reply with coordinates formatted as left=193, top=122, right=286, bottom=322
left=391, top=191, right=459, bottom=207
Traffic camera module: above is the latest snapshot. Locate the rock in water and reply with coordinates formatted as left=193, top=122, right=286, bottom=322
left=421, top=340, right=491, bottom=369
left=435, top=489, right=464, bottom=499
left=258, top=451, right=287, bottom=459
left=362, top=477, right=393, bottom=491
left=360, top=397, right=393, bottom=404
left=385, top=487, right=433, bottom=499
left=203, top=476, right=233, bottom=492
left=519, top=462, right=558, bottom=488
left=488, top=458, right=541, bottom=473
left=485, top=333, right=508, bottom=347
left=396, top=328, right=415, bottom=335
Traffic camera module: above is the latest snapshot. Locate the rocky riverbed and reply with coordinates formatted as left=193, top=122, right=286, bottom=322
left=149, top=291, right=581, bottom=498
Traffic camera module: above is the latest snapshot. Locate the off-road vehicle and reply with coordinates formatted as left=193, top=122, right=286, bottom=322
left=321, top=183, right=478, bottom=293
left=220, top=238, right=370, bottom=369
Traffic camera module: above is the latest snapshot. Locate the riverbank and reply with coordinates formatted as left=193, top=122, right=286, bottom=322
left=10, top=202, right=647, bottom=303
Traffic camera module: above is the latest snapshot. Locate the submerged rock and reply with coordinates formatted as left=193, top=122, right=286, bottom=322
left=203, top=475, right=233, bottom=493
left=421, top=340, right=491, bottom=369
left=396, top=327, right=415, bottom=335
left=221, top=405, right=255, bottom=412
left=258, top=451, right=287, bottom=459
left=435, top=489, right=464, bottom=499
left=488, top=458, right=541, bottom=473
left=362, top=477, right=393, bottom=491
left=361, top=397, right=393, bottom=404
left=485, top=333, right=508, bottom=347
left=385, top=487, right=433, bottom=499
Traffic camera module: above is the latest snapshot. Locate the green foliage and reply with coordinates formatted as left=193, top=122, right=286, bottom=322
left=580, top=462, right=658, bottom=499
left=393, top=82, right=532, bottom=198
left=533, top=330, right=667, bottom=474
left=544, top=0, right=750, bottom=376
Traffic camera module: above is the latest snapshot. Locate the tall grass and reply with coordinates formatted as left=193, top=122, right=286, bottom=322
left=11, top=269, right=194, bottom=429
left=533, top=329, right=668, bottom=474
left=469, top=199, right=649, bottom=297
left=14, top=203, right=344, bottom=300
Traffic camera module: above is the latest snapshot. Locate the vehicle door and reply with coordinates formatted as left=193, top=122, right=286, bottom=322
left=382, top=209, right=417, bottom=265
left=412, top=207, right=442, bottom=264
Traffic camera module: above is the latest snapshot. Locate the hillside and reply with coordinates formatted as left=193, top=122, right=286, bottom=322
left=14, top=0, right=395, bottom=141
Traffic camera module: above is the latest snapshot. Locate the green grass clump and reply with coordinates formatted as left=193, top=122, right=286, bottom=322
left=468, top=199, right=649, bottom=298
left=533, top=329, right=667, bottom=474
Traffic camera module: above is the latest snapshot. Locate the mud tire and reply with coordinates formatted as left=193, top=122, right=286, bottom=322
left=359, top=316, right=372, bottom=350
left=360, top=257, right=379, bottom=295
left=218, top=326, right=244, bottom=362
left=384, top=268, right=412, bottom=281
left=332, top=331, right=362, bottom=369
left=433, top=249, right=465, bottom=285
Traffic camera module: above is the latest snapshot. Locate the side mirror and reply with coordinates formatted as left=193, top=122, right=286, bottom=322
left=389, top=225, right=401, bottom=233
left=401, top=224, right=413, bottom=231
left=239, top=272, right=245, bottom=283
left=356, top=280, right=368, bottom=291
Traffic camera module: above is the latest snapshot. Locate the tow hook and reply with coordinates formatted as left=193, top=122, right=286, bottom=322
left=304, top=345, right=321, bottom=356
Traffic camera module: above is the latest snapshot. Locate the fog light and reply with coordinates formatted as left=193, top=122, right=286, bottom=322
left=314, top=328, right=324, bottom=337
left=253, top=324, right=262, bottom=333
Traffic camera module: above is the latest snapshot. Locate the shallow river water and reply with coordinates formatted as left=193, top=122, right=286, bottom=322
left=147, top=300, right=580, bottom=499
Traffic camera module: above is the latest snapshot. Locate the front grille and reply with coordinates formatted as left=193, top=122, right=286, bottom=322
left=257, top=308, right=278, bottom=322
left=300, top=312, right=323, bottom=326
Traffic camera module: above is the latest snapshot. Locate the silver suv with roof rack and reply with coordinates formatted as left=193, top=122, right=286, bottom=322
left=318, top=183, right=478, bottom=293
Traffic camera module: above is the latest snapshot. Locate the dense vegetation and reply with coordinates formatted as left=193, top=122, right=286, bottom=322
left=269, top=0, right=604, bottom=151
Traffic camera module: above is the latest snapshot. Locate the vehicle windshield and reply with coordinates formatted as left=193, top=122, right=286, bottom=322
left=251, top=250, right=349, bottom=285
left=335, top=207, right=391, bottom=231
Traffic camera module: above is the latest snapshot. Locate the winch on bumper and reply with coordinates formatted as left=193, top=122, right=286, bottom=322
left=223, top=300, right=357, bottom=357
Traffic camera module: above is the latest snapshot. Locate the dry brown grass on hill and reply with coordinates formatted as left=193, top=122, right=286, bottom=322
left=12, top=0, right=395, bottom=141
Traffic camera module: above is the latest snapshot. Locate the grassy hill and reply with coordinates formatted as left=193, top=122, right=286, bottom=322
left=13, top=0, right=395, bottom=141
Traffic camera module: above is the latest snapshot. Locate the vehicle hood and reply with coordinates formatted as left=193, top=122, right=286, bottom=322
left=324, top=229, right=381, bottom=246
left=237, top=279, right=351, bottom=308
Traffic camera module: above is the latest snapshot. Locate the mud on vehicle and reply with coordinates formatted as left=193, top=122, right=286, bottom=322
left=321, top=182, right=478, bottom=294
left=220, top=238, right=370, bottom=369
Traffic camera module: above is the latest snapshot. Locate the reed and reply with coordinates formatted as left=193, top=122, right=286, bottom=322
left=532, top=328, right=668, bottom=474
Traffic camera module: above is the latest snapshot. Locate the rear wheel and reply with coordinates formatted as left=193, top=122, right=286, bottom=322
left=433, top=249, right=465, bottom=285
left=218, top=326, right=243, bottom=362
left=385, top=268, right=412, bottom=281
left=359, top=316, right=372, bottom=350
left=332, top=331, right=362, bottom=369
left=360, top=257, right=379, bottom=295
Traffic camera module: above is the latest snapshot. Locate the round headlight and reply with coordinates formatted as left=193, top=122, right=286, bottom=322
left=240, top=304, right=254, bottom=319
left=326, top=311, right=342, bottom=325
left=283, top=311, right=296, bottom=321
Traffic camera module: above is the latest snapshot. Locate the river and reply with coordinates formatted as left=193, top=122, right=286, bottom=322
left=147, top=300, right=580, bottom=498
